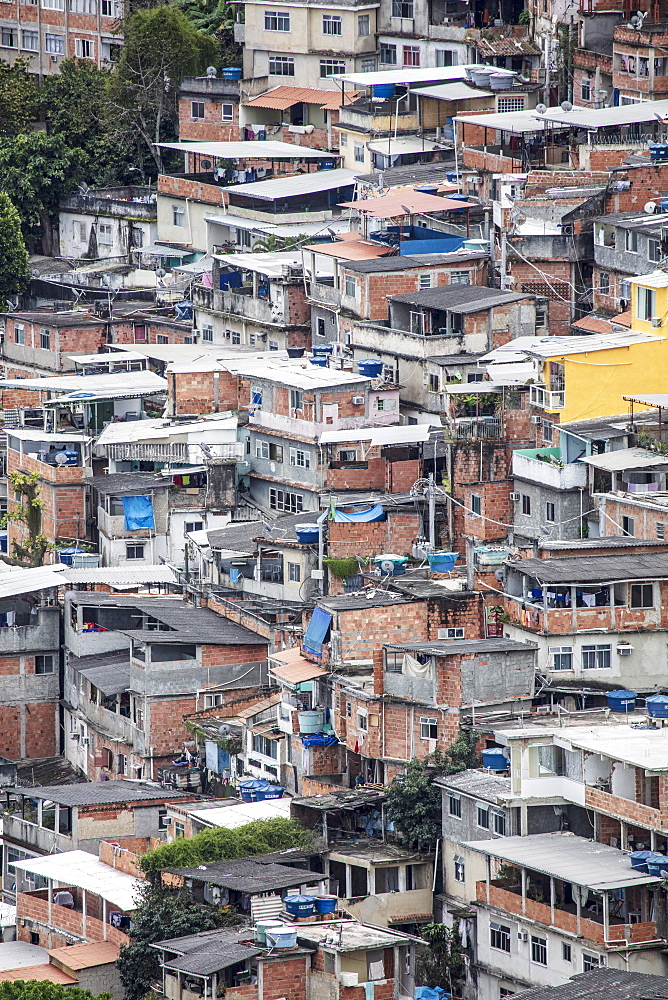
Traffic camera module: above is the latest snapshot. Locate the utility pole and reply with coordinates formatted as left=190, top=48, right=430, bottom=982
left=428, top=472, right=436, bottom=549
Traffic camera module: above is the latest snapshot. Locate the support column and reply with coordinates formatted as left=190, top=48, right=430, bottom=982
left=602, top=891, right=610, bottom=943
left=550, top=877, right=555, bottom=925
left=521, top=868, right=527, bottom=917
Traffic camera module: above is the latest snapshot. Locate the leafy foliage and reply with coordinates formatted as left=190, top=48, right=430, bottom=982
left=106, top=6, right=217, bottom=173
left=118, top=883, right=220, bottom=1000
left=0, top=132, right=83, bottom=252
left=386, top=731, right=479, bottom=846
left=173, top=0, right=241, bottom=66
left=0, top=59, right=37, bottom=138
left=0, top=985, right=112, bottom=1000
left=252, top=233, right=311, bottom=252
left=2, top=471, right=52, bottom=567
left=0, top=193, right=29, bottom=310
left=417, top=923, right=465, bottom=996
left=140, top=817, right=312, bottom=873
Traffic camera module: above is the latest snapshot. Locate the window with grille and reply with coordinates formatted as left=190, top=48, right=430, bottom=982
left=403, top=45, right=420, bottom=66
left=599, top=271, right=610, bottom=295
left=497, top=97, right=525, bottom=112
left=269, top=55, right=294, bottom=75
left=657, top=522, right=665, bottom=539
left=264, top=10, right=290, bottom=30
left=581, top=76, right=591, bottom=101
left=419, top=273, right=433, bottom=289
left=323, top=14, right=342, bottom=33
left=450, top=270, right=470, bottom=285
left=583, top=953, right=602, bottom=972
left=290, top=448, right=310, bottom=469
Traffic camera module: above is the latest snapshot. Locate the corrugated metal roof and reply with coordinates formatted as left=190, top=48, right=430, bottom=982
left=338, top=190, right=469, bottom=217
left=510, top=551, right=668, bottom=584
left=188, top=798, right=291, bottom=830
left=503, top=968, right=668, bottom=1000
left=64, top=566, right=177, bottom=585
left=320, top=424, right=432, bottom=446
left=482, top=331, right=661, bottom=362
left=456, top=107, right=556, bottom=133
left=157, top=140, right=336, bottom=159
left=243, top=85, right=356, bottom=111
left=413, top=82, right=494, bottom=101
left=269, top=647, right=329, bottom=684
left=76, top=662, right=130, bottom=697
left=48, top=942, right=120, bottom=971
left=539, top=97, right=668, bottom=129
left=623, top=392, right=668, bottom=408
left=169, top=857, right=312, bottom=892
left=464, top=832, right=662, bottom=891
left=0, top=565, right=67, bottom=599
left=0, top=965, right=77, bottom=984
left=10, top=851, right=143, bottom=911
left=336, top=65, right=482, bottom=86
left=0, top=371, right=167, bottom=402
left=222, top=167, right=358, bottom=200
left=14, top=780, right=190, bottom=806
left=386, top=638, right=537, bottom=655
left=579, top=447, right=668, bottom=472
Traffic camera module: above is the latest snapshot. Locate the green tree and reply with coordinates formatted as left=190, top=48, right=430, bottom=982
left=174, top=0, right=241, bottom=65
left=0, top=984, right=112, bottom=1000
left=0, top=58, right=37, bottom=138
left=386, top=731, right=479, bottom=846
left=140, top=817, right=312, bottom=873
left=118, top=883, right=220, bottom=1000
left=1, top=471, right=52, bottom=567
left=0, top=132, right=83, bottom=253
left=106, top=6, right=217, bottom=174
left=416, top=923, right=466, bottom=996
left=0, top=193, right=29, bottom=310
left=253, top=233, right=311, bottom=252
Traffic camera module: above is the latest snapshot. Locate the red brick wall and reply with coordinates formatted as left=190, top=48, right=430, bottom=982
left=169, top=369, right=243, bottom=415
left=262, top=953, right=308, bottom=1000
left=178, top=97, right=239, bottom=142
left=328, top=512, right=421, bottom=558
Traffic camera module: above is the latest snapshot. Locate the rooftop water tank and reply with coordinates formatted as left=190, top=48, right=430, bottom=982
left=646, top=695, right=668, bottom=718
left=606, top=690, right=637, bottom=713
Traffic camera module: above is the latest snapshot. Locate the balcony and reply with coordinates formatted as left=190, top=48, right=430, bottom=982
left=17, top=888, right=131, bottom=946
left=452, top=416, right=502, bottom=440
left=513, top=448, right=587, bottom=490
left=529, top=384, right=565, bottom=410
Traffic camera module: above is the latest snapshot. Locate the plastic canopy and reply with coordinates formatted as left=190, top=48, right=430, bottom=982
left=122, top=495, right=155, bottom=531
left=332, top=504, right=385, bottom=522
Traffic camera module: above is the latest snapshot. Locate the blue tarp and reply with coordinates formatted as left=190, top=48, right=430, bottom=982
left=205, top=740, right=231, bottom=774
left=219, top=271, right=244, bottom=291
left=302, top=607, right=332, bottom=657
left=333, top=504, right=385, bottom=523
left=301, top=733, right=339, bottom=748
left=399, top=236, right=464, bottom=256
left=122, top=495, right=155, bottom=531
left=415, top=989, right=451, bottom=1000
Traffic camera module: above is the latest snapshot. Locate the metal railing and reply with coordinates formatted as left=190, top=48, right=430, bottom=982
left=529, top=384, right=565, bottom=410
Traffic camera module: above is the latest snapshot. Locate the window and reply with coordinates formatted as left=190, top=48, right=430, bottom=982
left=185, top=521, right=203, bottom=534
left=536, top=306, right=548, bottom=328
left=450, top=270, right=471, bottom=285
left=269, top=488, right=303, bottom=513
left=288, top=562, right=301, bottom=583
left=323, top=13, right=342, bottom=33
left=117, top=752, right=127, bottom=775
left=39, top=328, right=50, bottom=350
left=252, top=733, right=278, bottom=758
left=531, top=936, right=547, bottom=966
left=436, top=49, right=456, bottom=66
left=320, top=59, right=345, bottom=77
left=562, top=942, right=572, bottom=962
left=70, top=0, right=96, bottom=11
left=471, top=493, right=481, bottom=516
left=98, top=223, right=112, bottom=246
left=497, top=97, right=525, bottom=112
left=621, top=514, right=635, bottom=536
left=543, top=419, right=553, bottom=444
left=420, top=717, right=437, bottom=740
left=637, top=285, right=656, bottom=322
left=22, top=30, right=38, bottom=49
left=477, top=803, right=490, bottom=829
left=75, top=37, right=94, bottom=58
left=377, top=398, right=394, bottom=411
left=546, top=501, right=555, bottom=522
left=174, top=821, right=185, bottom=838
left=630, top=582, right=653, bottom=608
left=202, top=325, right=213, bottom=342
left=338, top=134, right=348, bottom=150
left=490, top=922, right=511, bottom=953
left=380, top=43, right=397, bottom=64
left=493, top=810, right=506, bottom=835
left=232, top=330, right=241, bottom=345
left=521, top=494, right=531, bottom=516
left=1, top=27, right=16, bottom=46
left=454, top=856, right=465, bottom=882
left=172, top=206, right=185, bottom=227
left=264, top=10, right=290, bottom=30
left=101, top=0, right=121, bottom=14
left=45, top=33, right=64, bottom=52
left=448, top=793, right=461, bottom=817
left=361, top=57, right=375, bottom=72
left=428, top=374, right=439, bottom=393
left=625, top=230, right=638, bottom=253
left=657, top=522, right=665, bottom=540
left=14, top=324, right=24, bottom=345
left=550, top=646, right=573, bottom=671
left=290, top=447, right=311, bottom=469
left=126, top=544, right=145, bottom=560
left=191, top=101, right=205, bottom=120
left=582, top=644, right=611, bottom=669
left=648, top=238, right=662, bottom=263
left=599, top=271, right=610, bottom=296
left=269, top=55, right=294, bottom=75
left=339, top=449, right=357, bottom=461
left=403, top=45, right=420, bottom=66
left=357, top=709, right=368, bottom=731
left=35, top=655, right=54, bottom=675
left=204, top=693, right=223, bottom=709
left=290, top=388, right=303, bottom=411
left=221, top=103, right=234, bottom=122
left=419, top=273, right=433, bottom=289
left=581, top=75, right=591, bottom=101
left=392, top=0, right=413, bottom=15
left=500, top=992, right=515, bottom=999
left=358, top=13, right=369, bottom=34
left=583, top=953, right=603, bottom=972
left=345, top=275, right=358, bottom=298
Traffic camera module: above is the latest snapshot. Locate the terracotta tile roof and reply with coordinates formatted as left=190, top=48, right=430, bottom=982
left=48, top=942, right=120, bottom=970
left=338, top=189, right=470, bottom=218
left=571, top=315, right=615, bottom=335
left=613, top=308, right=632, bottom=326
left=269, top=647, right=329, bottom=684
left=243, top=86, right=357, bottom=111
left=0, top=966, right=77, bottom=985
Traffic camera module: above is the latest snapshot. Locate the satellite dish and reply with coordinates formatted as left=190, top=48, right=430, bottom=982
left=380, top=559, right=395, bottom=574
left=645, top=201, right=657, bottom=214
left=206, top=65, right=217, bottom=78
left=218, top=724, right=230, bottom=737
left=201, top=159, right=212, bottom=170
left=535, top=103, right=547, bottom=114
left=560, top=100, right=573, bottom=112
left=54, top=452, right=70, bottom=465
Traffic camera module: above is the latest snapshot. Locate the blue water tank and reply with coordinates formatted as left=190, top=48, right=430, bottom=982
left=357, top=359, right=384, bottom=377
left=373, top=84, right=395, bottom=99
left=295, top=524, right=320, bottom=545
left=309, top=356, right=328, bottom=367
left=646, top=695, right=668, bottom=718
left=428, top=551, right=458, bottom=573
left=646, top=855, right=668, bottom=877
left=630, top=850, right=660, bottom=872
left=58, top=547, right=86, bottom=566
left=607, top=690, right=637, bottom=713
left=482, top=748, right=508, bottom=770
left=284, top=895, right=316, bottom=918
left=312, top=343, right=333, bottom=355
left=223, top=67, right=242, bottom=79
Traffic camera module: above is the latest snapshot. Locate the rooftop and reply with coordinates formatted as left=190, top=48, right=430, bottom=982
left=510, top=551, right=668, bottom=584
left=11, top=779, right=191, bottom=806
left=222, top=168, right=358, bottom=200
left=434, top=767, right=511, bottom=802
left=68, top=651, right=130, bottom=698
left=243, top=86, right=356, bottom=111
left=152, top=929, right=263, bottom=976
left=579, top=447, right=668, bottom=473
left=157, top=140, right=336, bottom=160
left=47, top=941, right=120, bottom=970
left=296, top=920, right=413, bottom=952
left=185, top=798, right=291, bottom=830
left=327, top=839, right=428, bottom=863
left=499, top=723, right=668, bottom=773
left=168, top=857, right=317, bottom=892
left=10, top=850, right=143, bottom=911
left=465, top=832, right=661, bottom=890
left=89, top=472, right=171, bottom=496
left=0, top=965, right=76, bottom=985
left=507, top=968, right=668, bottom=999
left=390, top=284, right=527, bottom=312
left=0, top=371, right=167, bottom=401
left=384, top=638, right=537, bottom=656
left=319, top=591, right=415, bottom=612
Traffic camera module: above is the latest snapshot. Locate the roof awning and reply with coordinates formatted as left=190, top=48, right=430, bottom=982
left=0, top=565, right=67, bottom=599
left=10, top=850, right=142, bottom=910
left=269, top=647, right=329, bottom=685
left=303, top=240, right=393, bottom=261
left=623, top=393, right=668, bottom=408
left=578, top=448, right=668, bottom=472
left=156, top=140, right=334, bottom=159
left=77, top=662, right=130, bottom=697
left=338, top=192, right=470, bottom=218
left=135, top=244, right=194, bottom=258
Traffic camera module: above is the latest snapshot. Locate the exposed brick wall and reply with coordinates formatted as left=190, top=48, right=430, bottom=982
left=328, top=512, right=421, bottom=559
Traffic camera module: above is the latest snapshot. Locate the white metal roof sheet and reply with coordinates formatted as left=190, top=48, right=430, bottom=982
left=0, top=371, right=167, bottom=397
left=455, top=107, right=557, bottom=134
left=214, top=251, right=303, bottom=277
left=70, top=352, right=149, bottom=364
left=0, top=565, right=67, bottom=599
left=538, top=97, right=668, bottom=129
left=204, top=214, right=354, bottom=238
left=10, top=850, right=142, bottom=911
left=367, top=137, right=445, bottom=155
left=579, top=447, right=668, bottom=472
left=157, top=140, right=335, bottom=159
left=623, top=392, right=668, bottom=407
left=413, top=82, right=494, bottom=101
left=630, top=269, right=668, bottom=289
left=188, top=798, right=291, bottom=829
left=221, top=168, right=358, bottom=200
left=336, top=64, right=490, bottom=86
left=63, top=565, right=178, bottom=585
left=482, top=331, right=661, bottom=362
left=234, top=361, right=370, bottom=390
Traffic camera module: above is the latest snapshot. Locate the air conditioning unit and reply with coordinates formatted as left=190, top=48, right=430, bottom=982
left=518, top=931, right=528, bottom=942
left=510, top=492, right=521, bottom=501
left=351, top=395, right=364, bottom=405
left=616, top=643, right=634, bottom=655
left=71, top=733, right=80, bottom=741
left=652, top=317, right=662, bottom=327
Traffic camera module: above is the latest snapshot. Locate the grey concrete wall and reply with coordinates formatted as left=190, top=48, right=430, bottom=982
left=78, top=964, right=124, bottom=1000
left=440, top=786, right=515, bottom=843
left=459, top=649, right=535, bottom=704
left=248, top=475, right=319, bottom=513
left=511, top=480, right=585, bottom=544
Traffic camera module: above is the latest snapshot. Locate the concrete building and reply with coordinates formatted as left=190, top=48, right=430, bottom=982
left=58, top=188, right=157, bottom=261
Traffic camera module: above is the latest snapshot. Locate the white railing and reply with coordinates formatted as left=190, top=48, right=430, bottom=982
left=530, top=384, right=565, bottom=410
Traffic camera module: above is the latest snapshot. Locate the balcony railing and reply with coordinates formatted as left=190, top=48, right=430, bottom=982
left=453, top=417, right=502, bottom=440
left=530, top=384, right=565, bottom=410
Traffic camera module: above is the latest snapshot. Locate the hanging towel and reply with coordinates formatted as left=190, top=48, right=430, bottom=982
left=402, top=653, right=431, bottom=678
left=122, top=495, right=155, bottom=531
left=365, top=981, right=376, bottom=1000
left=368, top=962, right=384, bottom=982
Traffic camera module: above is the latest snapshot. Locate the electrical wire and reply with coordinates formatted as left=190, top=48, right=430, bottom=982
left=446, top=488, right=599, bottom=531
